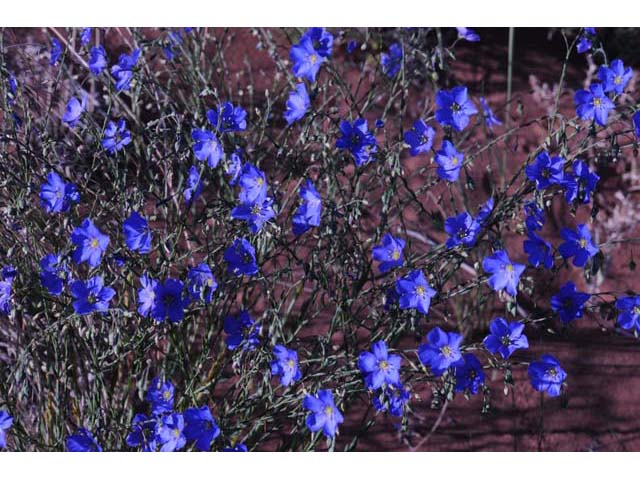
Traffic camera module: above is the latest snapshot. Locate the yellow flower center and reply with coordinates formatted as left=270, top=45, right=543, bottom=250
left=251, top=203, right=262, bottom=215
left=391, top=249, right=400, bottom=260
left=379, top=360, right=389, bottom=370
left=415, top=286, right=425, bottom=297
left=441, top=346, right=452, bottom=357
left=593, top=97, right=602, bottom=107
left=163, top=390, right=171, bottom=400
left=505, top=264, right=514, bottom=273
left=451, top=157, right=459, bottom=166
left=615, top=76, right=622, bottom=85
left=173, top=428, right=180, bottom=438
left=310, top=54, right=318, bottom=64
left=324, top=406, right=333, bottom=416
left=256, top=177, right=264, bottom=186
left=287, top=359, right=295, bottom=368
left=579, top=238, right=587, bottom=248
left=633, top=306, right=640, bottom=315
left=207, top=278, right=213, bottom=286
left=90, top=238, right=99, bottom=248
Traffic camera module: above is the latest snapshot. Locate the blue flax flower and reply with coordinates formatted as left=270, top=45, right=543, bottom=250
left=0, top=268, right=13, bottom=316
left=80, top=28, right=92, bottom=46
left=146, top=378, right=174, bottom=415
left=456, top=28, right=480, bottom=42
left=550, top=281, right=590, bottom=324
left=336, top=118, right=378, bottom=167
left=207, top=102, right=247, bottom=132
left=40, top=253, right=68, bottom=296
left=162, top=31, right=183, bottom=60
left=225, top=149, right=243, bottom=185
left=111, top=49, right=141, bottom=91
left=89, top=46, right=107, bottom=75
left=271, top=345, right=302, bottom=386
left=482, top=250, right=525, bottom=297
left=445, top=212, right=480, bottom=249
left=71, top=218, right=110, bottom=268
left=525, top=151, right=564, bottom=190
left=598, top=59, right=633, bottom=95
left=395, top=270, right=436, bottom=315
left=418, top=326, right=463, bottom=377
left=372, top=233, right=405, bottom=273
left=152, top=279, right=186, bottom=323
left=303, top=390, right=344, bottom=439
left=454, top=353, right=485, bottom=395
left=562, top=159, right=599, bottom=204
left=184, top=165, right=203, bottom=205
left=523, top=231, right=554, bottom=269
left=475, top=197, right=494, bottom=225
left=479, top=97, right=502, bottom=129
left=186, top=263, right=217, bottom=304
left=292, top=179, right=322, bottom=235
left=238, top=163, right=268, bottom=203
left=616, top=296, right=640, bottom=332
left=123, top=212, right=151, bottom=254
left=528, top=354, right=566, bottom=397
left=66, top=428, right=103, bottom=452
left=435, top=86, right=477, bottom=131
left=346, top=40, right=359, bottom=54
left=184, top=406, right=221, bottom=452
left=558, top=224, right=599, bottom=268
left=574, top=83, right=615, bottom=126
left=483, top=318, right=529, bottom=359
left=284, top=83, right=310, bottom=125
left=192, top=128, right=223, bottom=167
left=435, top=140, right=464, bottom=181
left=224, top=310, right=260, bottom=351
left=404, top=119, right=435, bottom=156
left=231, top=195, right=276, bottom=233
left=381, top=43, right=403, bottom=78
left=39, top=171, right=80, bottom=214
left=0, top=410, right=13, bottom=449
left=50, top=38, right=63, bottom=65
left=102, top=119, right=131, bottom=154
left=156, top=413, right=186, bottom=452
left=126, top=414, right=157, bottom=452
left=290, top=28, right=333, bottom=82
left=577, top=28, right=596, bottom=54
left=137, top=274, right=158, bottom=317
left=524, top=201, right=545, bottom=232
left=634, top=112, right=640, bottom=138
left=358, top=340, right=401, bottom=390
left=372, top=383, right=410, bottom=417
left=63, top=95, right=86, bottom=127
left=70, top=275, right=115, bottom=315
left=224, top=238, right=258, bottom=276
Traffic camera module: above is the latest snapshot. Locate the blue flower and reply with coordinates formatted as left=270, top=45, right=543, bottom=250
left=445, top=212, right=480, bottom=249
left=358, top=340, right=401, bottom=390
left=162, top=31, right=183, bottom=60
left=152, top=279, right=186, bottom=323
left=123, top=212, right=151, bottom=254
left=271, top=345, right=302, bottom=386
left=435, top=86, right=477, bottom=131
left=224, top=310, right=261, bottom=351
left=475, top=197, right=495, bottom=225
left=66, top=428, right=103, bottom=452
left=598, top=59, right=633, bottom=95
left=146, top=378, right=174, bottom=415
left=577, top=36, right=592, bottom=54
left=482, top=250, right=525, bottom=297
left=558, top=224, right=599, bottom=268
left=303, top=389, right=344, bottom=439
left=238, top=163, right=268, bottom=203
left=207, top=102, right=247, bottom=132
left=0, top=267, right=14, bottom=316
left=50, top=38, right=62, bottom=65
left=184, top=406, right=221, bottom=452
left=528, top=354, right=566, bottom=397
left=102, top=119, right=131, bottom=154
left=0, top=410, right=13, bottom=449
left=88, top=46, right=107, bottom=75
left=292, top=179, right=322, bottom=235
left=372, top=383, right=410, bottom=417
left=192, top=128, right=223, bottom=167
left=156, top=413, right=186, bottom=452
left=633, top=111, right=640, bottom=138
left=39, top=171, right=80, bottom=214
left=616, top=296, right=640, bottom=332
left=40, top=253, right=68, bottom=296
left=231, top=195, right=276, bottom=233
left=126, top=414, right=157, bottom=452
left=574, top=83, right=615, bottom=126
left=396, top=269, right=436, bottom=315
left=80, top=28, right=92, bottom=46
left=524, top=201, right=545, bottom=232
left=404, top=119, right=435, bottom=156
left=225, top=149, right=243, bottom=185
left=186, top=263, right=217, bottom=304
left=523, top=231, right=554, bottom=269
left=137, top=274, right=158, bottom=317
left=418, top=326, right=464, bottom=377
left=71, top=218, right=110, bottom=268
left=454, top=353, right=485, bottom=395
left=372, top=233, right=406, bottom=273
left=483, top=318, right=529, bottom=359
left=70, top=275, right=116, bottom=315
left=336, top=118, right=378, bottom=167
left=435, top=140, right=464, bottom=181
left=284, top=83, right=310, bottom=125
left=562, top=159, right=599, bottom=204
left=111, top=49, right=141, bottom=91
left=550, top=281, right=590, bottom=324
left=223, top=443, right=248, bottom=452
left=346, top=40, right=359, bottom=54
left=63, top=95, right=86, bottom=127
left=479, top=97, right=502, bottom=129
left=525, top=151, right=564, bottom=190
left=381, top=43, right=403, bottom=78
left=184, top=165, right=203, bottom=205
left=290, top=28, right=333, bottom=82
left=224, top=238, right=258, bottom=276
left=456, top=28, right=480, bottom=42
